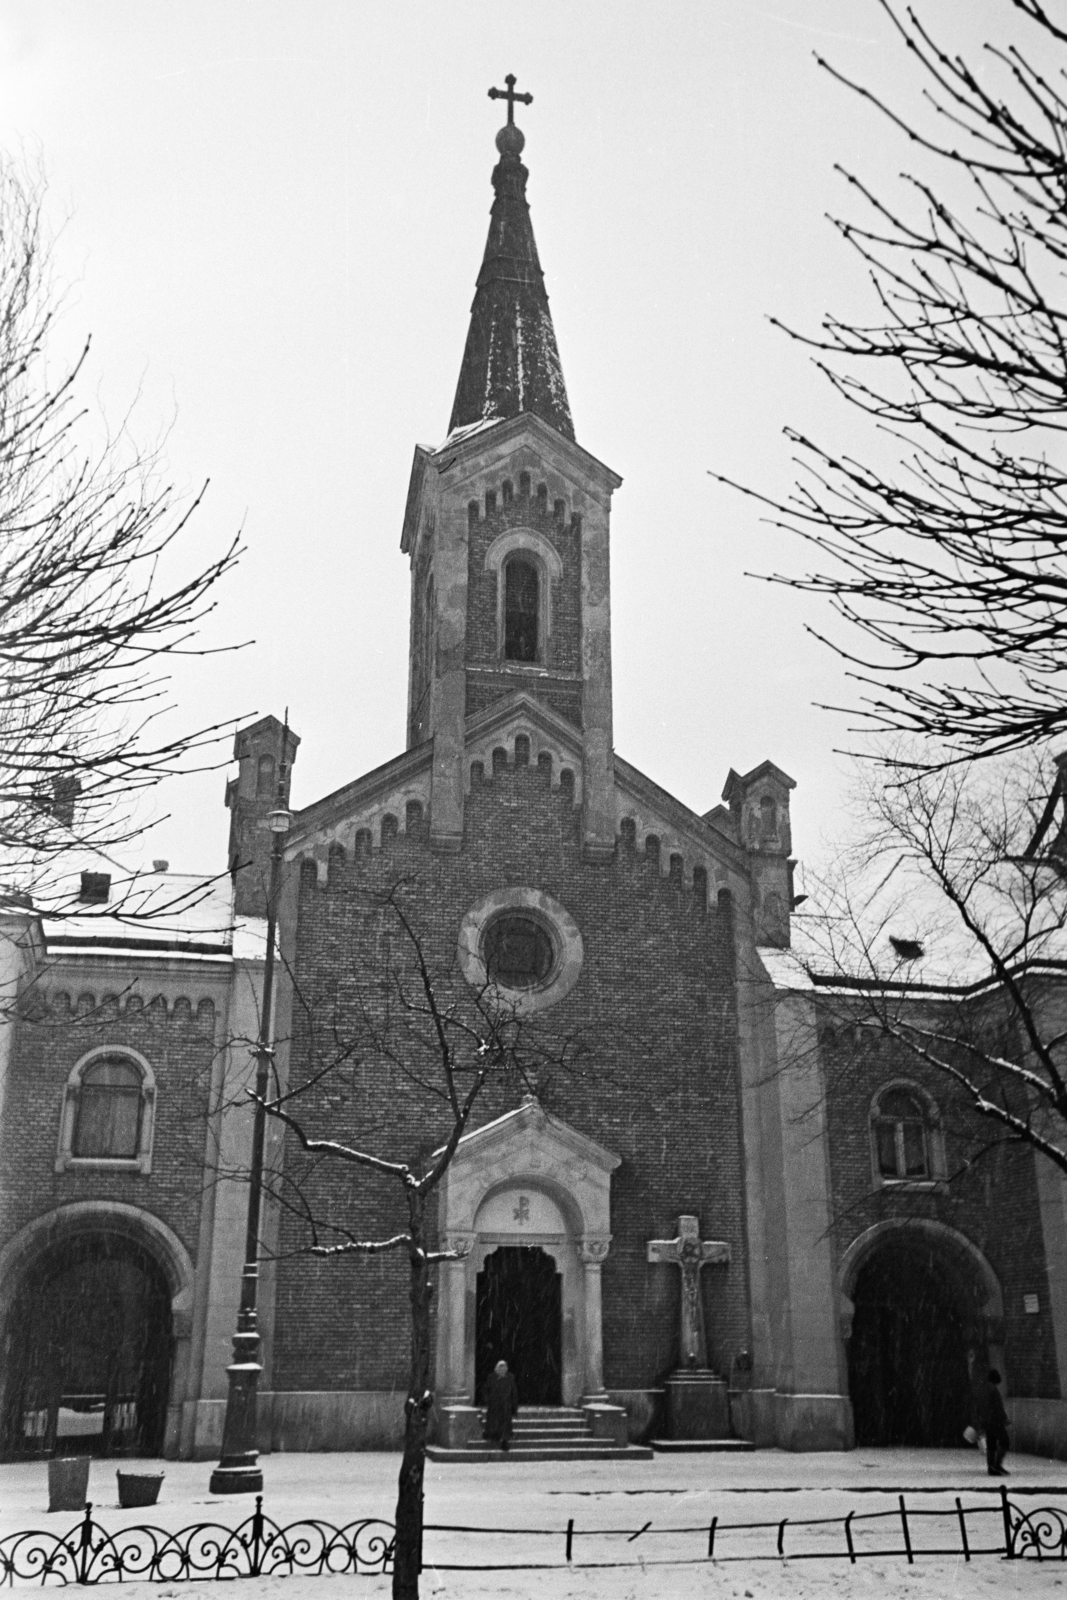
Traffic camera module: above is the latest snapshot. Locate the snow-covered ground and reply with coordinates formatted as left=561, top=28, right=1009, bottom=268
left=3, top=1447, right=1066, bottom=1597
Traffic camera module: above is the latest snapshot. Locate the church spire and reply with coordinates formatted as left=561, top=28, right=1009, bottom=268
left=448, top=76, right=575, bottom=443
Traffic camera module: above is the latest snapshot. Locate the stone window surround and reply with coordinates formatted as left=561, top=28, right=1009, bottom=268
left=484, top=528, right=563, bottom=668
left=868, top=1077, right=946, bottom=1190
left=56, top=1045, right=157, bottom=1175
left=457, top=887, right=583, bottom=1016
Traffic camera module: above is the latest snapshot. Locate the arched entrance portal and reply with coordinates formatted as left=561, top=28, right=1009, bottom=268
left=847, top=1240, right=980, bottom=1446
left=476, top=1245, right=562, bottom=1406
left=3, top=1233, right=172, bottom=1458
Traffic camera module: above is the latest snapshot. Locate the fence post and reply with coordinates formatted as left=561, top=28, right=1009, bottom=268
left=707, top=1517, right=717, bottom=1559
left=77, top=1504, right=93, bottom=1586
left=844, top=1511, right=855, bottom=1564
left=565, top=1519, right=574, bottom=1563
left=418, top=1491, right=424, bottom=1575
left=250, top=1496, right=264, bottom=1576
left=955, top=1497, right=970, bottom=1562
left=1001, top=1484, right=1015, bottom=1559
left=897, top=1495, right=913, bottom=1564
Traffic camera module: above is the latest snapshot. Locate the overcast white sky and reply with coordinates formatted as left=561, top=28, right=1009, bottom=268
left=0, top=1, right=1016, bottom=882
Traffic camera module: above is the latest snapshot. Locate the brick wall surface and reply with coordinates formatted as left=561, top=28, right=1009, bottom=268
left=271, top=756, right=749, bottom=1396
left=819, top=1019, right=1060, bottom=1400
left=1, top=990, right=216, bottom=1268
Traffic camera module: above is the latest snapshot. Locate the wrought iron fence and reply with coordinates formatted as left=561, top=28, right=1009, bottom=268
left=2, top=1486, right=1065, bottom=1584
left=0, top=1501, right=394, bottom=1586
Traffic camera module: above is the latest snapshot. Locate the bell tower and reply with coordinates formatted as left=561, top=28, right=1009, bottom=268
left=401, top=78, right=621, bottom=858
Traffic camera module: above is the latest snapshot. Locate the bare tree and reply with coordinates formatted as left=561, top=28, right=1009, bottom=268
left=796, top=750, right=1067, bottom=1175
left=0, top=158, right=240, bottom=894
left=254, top=883, right=589, bottom=1600
left=714, top=0, right=1067, bottom=766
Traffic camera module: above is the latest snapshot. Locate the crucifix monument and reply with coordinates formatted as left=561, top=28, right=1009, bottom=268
left=647, top=1215, right=733, bottom=1443
left=647, top=1214, right=730, bottom=1369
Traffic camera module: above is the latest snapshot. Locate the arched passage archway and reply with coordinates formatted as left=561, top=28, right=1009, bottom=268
left=0, top=1204, right=194, bottom=1461
left=839, top=1222, right=1004, bottom=1448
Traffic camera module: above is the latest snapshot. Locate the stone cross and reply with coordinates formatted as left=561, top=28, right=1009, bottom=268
left=488, top=74, right=533, bottom=126
left=647, top=1215, right=730, bottom=1370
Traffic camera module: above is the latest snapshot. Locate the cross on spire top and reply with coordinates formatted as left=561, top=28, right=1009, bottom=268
left=488, top=73, right=532, bottom=126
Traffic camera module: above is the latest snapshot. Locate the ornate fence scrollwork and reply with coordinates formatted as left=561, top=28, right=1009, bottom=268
left=1007, top=1502, right=1067, bottom=1561
left=0, top=1500, right=395, bottom=1586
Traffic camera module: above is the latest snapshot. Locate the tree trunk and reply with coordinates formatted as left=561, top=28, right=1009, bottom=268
left=392, top=1224, right=433, bottom=1600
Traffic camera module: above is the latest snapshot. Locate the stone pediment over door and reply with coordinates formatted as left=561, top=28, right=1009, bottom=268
left=436, top=1101, right=621, bottom=1254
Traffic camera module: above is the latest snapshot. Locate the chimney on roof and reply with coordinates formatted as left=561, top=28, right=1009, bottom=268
left=78, top=871, right=110, bottom=904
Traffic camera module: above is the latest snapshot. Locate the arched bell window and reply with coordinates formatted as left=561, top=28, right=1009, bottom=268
left=870, top=1082, right=943, bottom=1185
left=256, top=754, right=275, bottom=798
left=57, top=1048, right=155, bottom=1173
left=759, top=795, right=777, bottom=840
left=503, top=557, right=541, bottom=663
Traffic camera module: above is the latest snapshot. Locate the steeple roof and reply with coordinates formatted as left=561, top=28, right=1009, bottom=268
left=448, top=96, right=574, bottom=443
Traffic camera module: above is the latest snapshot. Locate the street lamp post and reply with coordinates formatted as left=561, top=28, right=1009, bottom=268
left=210, top=792, right=291, bottom=1495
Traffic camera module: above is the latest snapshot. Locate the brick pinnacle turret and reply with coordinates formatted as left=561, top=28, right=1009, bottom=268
left=448, top=77, right=574, bottom=442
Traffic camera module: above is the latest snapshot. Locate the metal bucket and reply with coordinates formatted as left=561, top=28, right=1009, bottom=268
left=116, top=1471, right=164, bottom=1509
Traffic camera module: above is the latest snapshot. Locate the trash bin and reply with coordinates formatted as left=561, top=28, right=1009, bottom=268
left=116, top=1471, right=164, bottom=1509
left=48, top=1456, right=90, bottom=1513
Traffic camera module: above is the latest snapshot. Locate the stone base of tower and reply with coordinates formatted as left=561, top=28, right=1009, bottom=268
left=748, top=1389, right=854, bottom=1452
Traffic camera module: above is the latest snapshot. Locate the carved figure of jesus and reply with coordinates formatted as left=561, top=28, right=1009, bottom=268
left=647, top=1215, right=730, bottom=1369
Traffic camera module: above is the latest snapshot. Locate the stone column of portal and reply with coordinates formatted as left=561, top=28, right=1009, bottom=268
left=437, top=1234, right=473, bottom=1404
left=435, top=1233, right=478, bottom=1450
left=579, top=1239, right=610, bottom=1400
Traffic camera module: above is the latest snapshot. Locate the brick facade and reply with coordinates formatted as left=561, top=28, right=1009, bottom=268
left=271, top=760, right=750, bottom=1399
left=820, top=1018, right=1061, bottom=1400
left=0, top=987, right=215, bottom=1264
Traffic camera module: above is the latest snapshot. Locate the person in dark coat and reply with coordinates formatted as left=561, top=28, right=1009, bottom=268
left=977, top=1369, right=1010, bottom=1476
left=483, top=1359, right=519, bottom=1451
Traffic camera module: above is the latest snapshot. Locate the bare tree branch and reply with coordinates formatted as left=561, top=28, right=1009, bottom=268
left=715, top=1, right=1067, bottom=766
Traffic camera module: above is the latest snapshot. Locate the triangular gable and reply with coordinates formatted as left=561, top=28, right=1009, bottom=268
left=286, top=743, right=434, bottom=876
left=463, top=691, right=585, bottom=803
left=436, top=1100, right=620, bottom=1243
left=614, top=753, right=749, bottom=895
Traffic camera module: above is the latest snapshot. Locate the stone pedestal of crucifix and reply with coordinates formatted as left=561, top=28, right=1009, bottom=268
left=647, top=1215, right=731, bottom=1440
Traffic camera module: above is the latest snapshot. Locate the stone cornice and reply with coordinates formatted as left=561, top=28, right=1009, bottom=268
left=433, top=413, right=621, bottom=500
left=614, top=754, right=750, bottom=881
left=288, top=742, right=434, bottom=849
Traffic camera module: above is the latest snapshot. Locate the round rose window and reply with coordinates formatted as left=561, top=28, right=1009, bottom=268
left=484, top=914, right=555, bottom=989
left=458, top=889, right=583, bottom=1015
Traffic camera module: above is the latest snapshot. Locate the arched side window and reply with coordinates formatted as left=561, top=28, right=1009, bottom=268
left=504, top=556, right=541, bottom=663
left=870, top=1082, right=944, bottom=1186
left=56, top=1048, right=156, bottom=1174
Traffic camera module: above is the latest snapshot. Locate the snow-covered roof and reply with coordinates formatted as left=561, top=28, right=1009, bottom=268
left=23, top=854, right=261, bottom=962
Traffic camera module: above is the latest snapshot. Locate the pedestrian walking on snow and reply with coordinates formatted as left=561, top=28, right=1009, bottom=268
left=978, top=1369, right=1010, bottom=1476
left=483, top=1358, right=519, bottom=1452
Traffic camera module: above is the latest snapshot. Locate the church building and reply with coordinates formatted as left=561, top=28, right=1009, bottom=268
left=2, top=87, right=1067, bottom=1465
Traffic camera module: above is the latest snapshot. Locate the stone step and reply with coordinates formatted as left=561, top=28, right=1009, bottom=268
left=649, top=1437, right=755, bottom=1452
left=508, top=1440, right=591, bottom=1452
left=511, top=1427, right=588, bottom=1440
left=426, top=1443, right=654, bottom=1463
